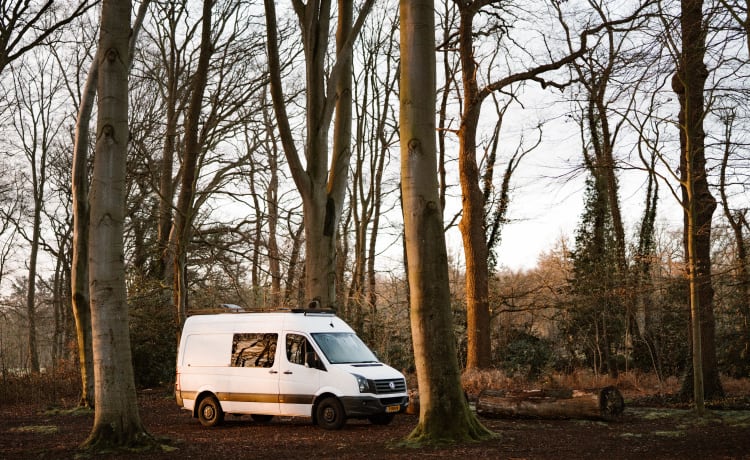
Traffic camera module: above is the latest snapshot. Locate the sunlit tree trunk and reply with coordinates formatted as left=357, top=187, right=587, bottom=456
left=399, top=0, right=493, bottom=445
left=456, top=4, right=491, bottom=369
left=82, top=0, right=151, bottom=449
left=70, top=0, right=148, bottom=409
left=71, top=56, right=97, bottom=408
left=674, top=0, right=723, bottom=411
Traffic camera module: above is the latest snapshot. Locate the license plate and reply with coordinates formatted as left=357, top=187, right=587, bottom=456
left=386, top=405, right=400, bottom=413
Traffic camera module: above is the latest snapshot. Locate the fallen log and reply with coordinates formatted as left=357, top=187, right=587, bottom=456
left=476, top=386, right=624, bottom=421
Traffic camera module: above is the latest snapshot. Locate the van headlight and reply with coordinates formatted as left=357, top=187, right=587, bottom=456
left=352, top=373, right=374, bottom=393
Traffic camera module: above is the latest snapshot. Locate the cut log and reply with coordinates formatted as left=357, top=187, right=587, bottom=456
left=476, top=386, right=624, bottom=421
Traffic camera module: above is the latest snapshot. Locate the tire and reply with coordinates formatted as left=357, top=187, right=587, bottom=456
left=316, top=397, right=346, bottom=430
left=368, top=413, right=395, bottom=426
left=250, top=414, right=274, bottom=423
left=197, top=395, right=224, bottom=427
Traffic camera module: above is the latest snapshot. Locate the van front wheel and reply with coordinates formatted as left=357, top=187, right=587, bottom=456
left=316, top=397, right=346, bottom=430
left=198, top=395, right=224, bottom=427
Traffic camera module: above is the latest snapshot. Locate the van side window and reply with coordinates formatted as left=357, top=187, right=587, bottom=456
left=231, top=333, right=277, bottom=368
left=286, top=334, right=308, bottom=366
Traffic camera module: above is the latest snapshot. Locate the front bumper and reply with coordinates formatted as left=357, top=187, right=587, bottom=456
left=340, top=395, right=409, bottom=418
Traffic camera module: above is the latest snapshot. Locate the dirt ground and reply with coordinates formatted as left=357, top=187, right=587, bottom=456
left=2, top=388, right=750, bottom=459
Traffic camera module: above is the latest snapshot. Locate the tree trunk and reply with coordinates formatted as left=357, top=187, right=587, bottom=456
left=263, top=97, right=282, bottom=306
left=477, top=387, right=624, bottom=421
left=399, top=0, right=493, bottom=445
left=456, top=2, right=492, bottom=371
left=719, top=113, right=750, bottom=377
left=82, top=0, right=150, bottom=450
left=71, top=55, right=96, bottom=404
left=674, top=0, right=723, bottom=409
left=265, top=0, right=373, bottom=309
left=171, top=0, right=213, bottom=325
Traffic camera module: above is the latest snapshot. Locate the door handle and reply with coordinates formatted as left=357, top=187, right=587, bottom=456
left=283, top=371, right=293, bottom=375
left=269, top=370, right=278, bottom=374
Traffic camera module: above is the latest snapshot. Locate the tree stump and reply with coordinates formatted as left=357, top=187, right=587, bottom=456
left=476, top=386, right=624, bottom=421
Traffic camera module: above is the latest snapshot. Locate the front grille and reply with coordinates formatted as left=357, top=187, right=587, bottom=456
left=373, top=378, right=406, bottom=394
left=380, top=396, right=407, bottom=405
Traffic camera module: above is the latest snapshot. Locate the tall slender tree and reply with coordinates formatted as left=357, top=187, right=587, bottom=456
left=399, top=0, right=493, bottom=445
left=672, top=0, right=723, bottom=410
left=171, top=0, right=214, bottom=326
left=71, top=0, right=150, bottom=409
left=81, top=0, right=152, bottom=450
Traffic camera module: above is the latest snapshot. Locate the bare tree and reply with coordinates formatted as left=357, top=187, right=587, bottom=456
left=344, top=5, right=399, bottom=335
left=264, top=0, right=374, bottom=309
left=718, top=108, right=750, bottom=377
left=452, top=0, right=648, bottom=369
left=399, top=0, right=493, bottom=445
left=0, top=1, right=97, bottom=74
left=171, top=0, right=214, bottom=326
left=6, top=47, right=70, bottom=373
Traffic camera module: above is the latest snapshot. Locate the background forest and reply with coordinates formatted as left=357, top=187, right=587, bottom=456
left=0, top=0, right=748, bottom=402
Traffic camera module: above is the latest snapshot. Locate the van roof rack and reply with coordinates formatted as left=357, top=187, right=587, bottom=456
left=290, top=308, right=336, bottom=315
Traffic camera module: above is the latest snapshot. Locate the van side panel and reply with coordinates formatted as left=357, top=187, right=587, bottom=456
left=178, top=333, right=231, bottom=410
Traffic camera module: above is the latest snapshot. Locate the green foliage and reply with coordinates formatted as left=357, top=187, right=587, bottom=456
left=565, top=174, right=626, bottom=376
left=128, top=279, right=178, bottom=388
left=495, top=329, right=553, bottom=379
left=718, top=330, right=750, bottom=378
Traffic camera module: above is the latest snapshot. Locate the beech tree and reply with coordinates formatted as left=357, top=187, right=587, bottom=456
left=81, top=0, right=152, bottom=450
left=264, top=0, right=374, bottom=309
left=70, top=0, right=149, bottom=409
left=399, top=0, right=493, bottom=445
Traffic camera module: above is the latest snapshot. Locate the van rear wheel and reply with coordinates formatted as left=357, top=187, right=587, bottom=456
left=316, top=397, right=346, bottom=430
left=198, top=395, right=224, bottom=427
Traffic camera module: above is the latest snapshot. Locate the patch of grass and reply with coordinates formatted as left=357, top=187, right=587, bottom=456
left=632, top=408, right=686, bottom=420
left=44, top=406, right=93, bottom=416
left=652, top=430, right=686, bottom=438
left=10, top=425, right=58, bottom=434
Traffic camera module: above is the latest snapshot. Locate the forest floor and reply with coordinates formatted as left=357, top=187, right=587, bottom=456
left=2, top=385, right=750, bottom=459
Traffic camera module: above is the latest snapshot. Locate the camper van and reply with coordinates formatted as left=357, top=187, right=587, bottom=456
left=175, top=309, right=409, bottom=430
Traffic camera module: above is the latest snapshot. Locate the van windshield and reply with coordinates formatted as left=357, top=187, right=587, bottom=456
left=311, top=332, right=378, bottom=364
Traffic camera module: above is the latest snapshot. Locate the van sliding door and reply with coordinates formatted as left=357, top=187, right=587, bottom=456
left=220, top=332, right=281, bottom=415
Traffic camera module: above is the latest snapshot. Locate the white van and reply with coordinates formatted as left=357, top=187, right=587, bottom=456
left=175, top=309, right=409, bottom=430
